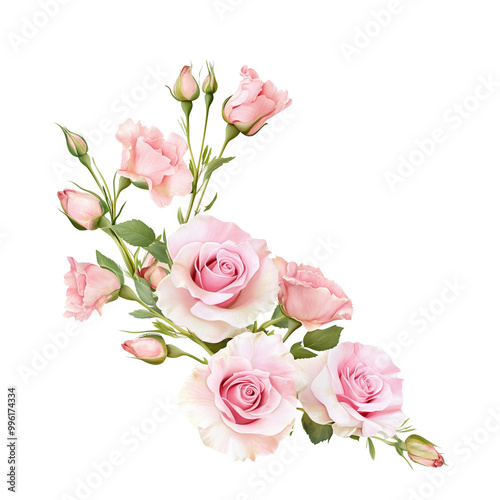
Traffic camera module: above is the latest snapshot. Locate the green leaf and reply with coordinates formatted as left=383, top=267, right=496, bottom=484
left=303, top=325, right=343, bottom=352
left=147, top=241, right=171, bottom=265
left=271, top=305, right=289, bottom=328
left=205, top=338, right=231, bottom=354
left=204, top=192, right=218, bottom=211
left=112, top=220, right=156, bottom=247
left=129, top=309, right=158, bottom=319
left=290, top=342, right=317, bottom=359
left=301, top=412, right=333, bottom=444
left=177, top=207, right=184, bottom=224
left=350, top=435, right=360, bottom=441
left=203, top=157, right=235, bottom=181
left=96, top=251, right=124, bottom=285
left=134, top=279, right=157, bottom=306
left=152, top=321, right=180, bottom=338
left=367, top=437, right=376, bottom=460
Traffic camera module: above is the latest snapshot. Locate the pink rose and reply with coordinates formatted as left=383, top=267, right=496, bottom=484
left=172, top=65, right=200, bottom=101
left=121, top=336, right=168, bottom=365
left=179, top=331, right=298, bottom=461
left=297, top=342, right=405, bottom=438
left=57, top=189, right=104, bottom=230
left=64, top=257, right=120, bottom=321
left=274, top=257, right=353, bottom=331
left=137, top=254, right=169, bottom=290
left=116, top=119, right=193, bottom=208
left=156, top=215, right=279, bottom=343
left=223, top=66, right=292, bottom=136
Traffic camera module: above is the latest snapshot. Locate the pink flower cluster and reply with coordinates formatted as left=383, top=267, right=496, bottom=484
left=56, top=63, right=429, bottom=465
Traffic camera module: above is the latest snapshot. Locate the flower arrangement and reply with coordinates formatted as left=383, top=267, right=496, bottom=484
left=57, top=63, right=444, bottom=466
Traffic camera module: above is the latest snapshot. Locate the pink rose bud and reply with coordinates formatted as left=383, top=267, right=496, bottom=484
left=58, top=189, right=105, bottom=230
left=137, top=254, right=169, bottom=290
left=274, top=257, right=353, bottom=331
left=121, top=336, right=168, bottom=365
left=172, top=65, right=200, bottom=102
left=64, top=257, right=121, bottom=321
left=223, top=66, right=292, bottom=136
left=202, top=63, right=218, bottom=95
left=405, top=435, right=445, bottom=468
left=57, top=124, right=88, bottom=157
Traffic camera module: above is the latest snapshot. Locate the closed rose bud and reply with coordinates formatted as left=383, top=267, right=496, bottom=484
left=137, top=254, right=169, bottom=290
left=202, top=63, right=218, bottom=95
left=406, top=435, right=445, bottom=468
left=57, top=124, right=88, bottom=157
left=121, top=336, right=168, bottom=365
left=172, top=65, right=200, bottom=102
left=58, top=189, right=105, bottom=230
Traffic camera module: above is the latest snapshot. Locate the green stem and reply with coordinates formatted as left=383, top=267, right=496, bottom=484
left=92, top=159, right=114, bottom=219
left=283, top=322, right=301, bottom=342
left=119, top=286, right=214, bottom=356
left=197, top=94, right=213, bottom=171
left=372, top=436, right=398, bottom=447
left=187, top=334, right=214, bottom=356
left=258, top=315, right=287, bottom=331
left=193, top=138, right=231, bottom=216
left=183, top=102, right=200, bottom=223
left=182, top=352, right=208, bottom=365
left=101, top=227, right=136, bottom=276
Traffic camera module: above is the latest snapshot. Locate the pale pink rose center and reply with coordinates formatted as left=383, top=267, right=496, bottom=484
left=192, top=243, right=259, bottom=307
left=336, top=361, right=391, bottom=414
left=219, top=369, right=275, bottom=425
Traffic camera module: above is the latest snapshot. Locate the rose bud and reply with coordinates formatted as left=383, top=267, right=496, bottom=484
left=405, top=435, right=445, bottom=468
left=58, top=189, right=105, bottom=230
left=223, top=66, right=292, bottom=136
left=137, top=254, right=169, bottom=290
left=172, top=65, right=200, bottom=102
left=202, top=63, right=218, bottom=95
left=121, top=336, right=168, bottom=365
left=274, top=257, right=353, bottom=331
left=64, top=257, right=121, bottom=321
left=57, top=124, right=88, bottom=157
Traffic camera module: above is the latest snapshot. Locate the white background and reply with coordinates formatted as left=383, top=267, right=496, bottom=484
left=2, top=1, right=500, bottom=499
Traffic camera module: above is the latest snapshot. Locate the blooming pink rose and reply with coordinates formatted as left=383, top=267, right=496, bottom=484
left=122, top=337, right=168, bottom=364
left=274, top=257, right=353, bottom=331
left=223, top=66, right=292, bottom=136
left=179, top=331, right=298, bottom=461
left=297, top=342, right=405, bottom=438
left=64, top=257, right=120, bottom=321
left=173, top=65, right=200, bottom=101
left=116, top=119, right=193, bottom=208
left=156, top=215, right=279, bottom=343
left=137, top=254, right=169, bottom=290
left=57, top=189, right=104, bottom=230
